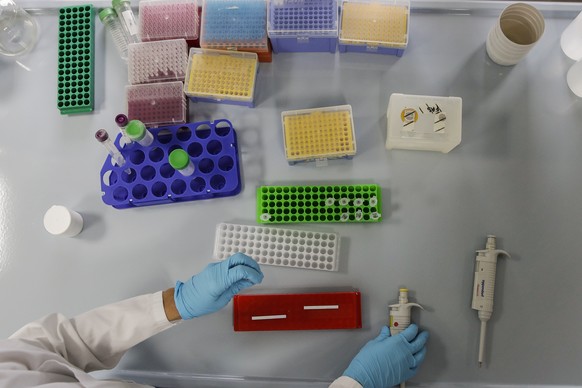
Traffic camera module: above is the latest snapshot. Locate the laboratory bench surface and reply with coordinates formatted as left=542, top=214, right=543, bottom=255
left=1, top=1, right=582, bottom=387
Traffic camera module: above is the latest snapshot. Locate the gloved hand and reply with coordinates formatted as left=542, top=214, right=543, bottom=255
left=343, top=324, right=429, bottom=388
left=174, top=253, right=264, bottom=320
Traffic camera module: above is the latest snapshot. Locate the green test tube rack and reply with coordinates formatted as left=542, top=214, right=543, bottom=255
left=57, top=5, right=95, bottom=114
left=257, top=184, right=382, bottom=224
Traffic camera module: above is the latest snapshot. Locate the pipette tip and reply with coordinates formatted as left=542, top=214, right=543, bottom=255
left=478, top=361, right=483, bottom=368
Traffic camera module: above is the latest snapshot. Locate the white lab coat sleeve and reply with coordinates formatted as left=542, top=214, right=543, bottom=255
left=328, top=376, right=364, bottom=388
left=8, top=291, right=176, bottom=373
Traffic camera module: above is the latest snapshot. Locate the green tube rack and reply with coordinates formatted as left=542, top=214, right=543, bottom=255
left=57, top=5, right=95, bottom=114
left=257, top=184, right=382, bottom=224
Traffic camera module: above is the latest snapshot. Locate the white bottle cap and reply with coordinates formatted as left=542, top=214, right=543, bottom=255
left=43, top=206, right=84, bottom=237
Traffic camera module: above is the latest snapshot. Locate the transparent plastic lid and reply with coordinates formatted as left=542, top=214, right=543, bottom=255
left=339, top=0, right=410, bottom=48
left=201, top=0, right=268, bottom=50
left=126, top=81, right=187, bottom=127
left=267, top=0, right=338, bottom=38
left=138, top=0, right=200, bottom=42
left=282, top=105, right=356, bottom=163
left=386, top=93, right=462, bottom=153
left=184, top=48, right=258, bottom=103
left=128, top=39, right=188, bottom=85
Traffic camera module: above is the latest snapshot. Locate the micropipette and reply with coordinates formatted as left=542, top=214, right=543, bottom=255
left=389, top=287, right=423, bottom=388
left=95, top=129, right=130, bottom=174
left=471, top=235, right=510, bottom=368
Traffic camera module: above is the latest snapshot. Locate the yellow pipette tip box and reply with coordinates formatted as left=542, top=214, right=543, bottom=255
left=339, top=0, right=409, bottom=48
left=183, top=48, right=259, bottom=107
left=282, top=105, right=356, bottom=165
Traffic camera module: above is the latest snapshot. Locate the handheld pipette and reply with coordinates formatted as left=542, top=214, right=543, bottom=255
left=389, top=287, right=423, bottom=388
left=95, top=129, right=130, bottom=174
left=471, top=235, right=510, bottom=368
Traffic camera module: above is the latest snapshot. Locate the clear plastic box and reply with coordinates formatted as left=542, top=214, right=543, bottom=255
left=386, top=93, right=462, bottom=153
left=127, top=39, right=188, bottom=85
left=267, top=0, right=338, bottom=53
left=282, top=105, right=356, bottom=165
left=138, top=0, right=200, bottom=42
left=338, top=0, right=410, bottom=56
left=183, top=48, right=259, bottom=107
left=213, top=223, right=340, bottom=271
left=126, top=81, right=188, bottom=127
left=200, top=0, right=268, bottom=52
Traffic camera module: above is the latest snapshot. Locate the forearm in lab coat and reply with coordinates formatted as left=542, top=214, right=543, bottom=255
left=9, top=291, right=176, bottom=373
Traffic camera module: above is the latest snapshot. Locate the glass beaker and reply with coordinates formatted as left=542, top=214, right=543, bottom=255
left=0, top=0, right=39, bottom=57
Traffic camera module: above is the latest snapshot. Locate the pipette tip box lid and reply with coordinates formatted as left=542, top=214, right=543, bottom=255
left=234, top=291, right=362, bottom=331
left=184, top=48, right=259, bottom=107
left=128, top=39, right=188, bottom=85
left=267, top=0, right=339, bottom=53
left=100, top=119, right=241, bottom=209
left=214, top=223, right=340, bottom=271
left=257, top=184, right=382, bottom=223
left=282, top=105, right=356, bottom=165
left=338, top=0, right=409, bottom=56
left=126, top=81, right=188, bottom=128
left=138, top=0, right=200, bottom=42
left=386, top=93, right=462, bottom=153
left=200, top=0, right=268, bottom=52
left=57, top=5, right=95, bottom=114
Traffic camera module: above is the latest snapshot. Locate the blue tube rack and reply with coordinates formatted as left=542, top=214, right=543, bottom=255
left=267, top=0, right=338, bottom=53
left=100, top=119, right=241, bottom=209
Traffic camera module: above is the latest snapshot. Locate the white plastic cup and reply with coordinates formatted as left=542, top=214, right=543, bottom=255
left=43, top=205, right=84, bottom=237
left=485, top=3, right=545, bottom=66
left=561, top=11, right=582, bottom=61
left=0, top=0, right=39, bottom=57
left=567, top=59, right=582, bottom=97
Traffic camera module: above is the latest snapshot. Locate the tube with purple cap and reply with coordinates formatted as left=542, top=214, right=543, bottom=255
left=95, top=129, right=130, bottom=173
left=115, top=113, right=132, bottom=144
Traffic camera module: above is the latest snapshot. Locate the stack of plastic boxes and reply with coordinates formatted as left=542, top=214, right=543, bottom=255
left=184, top=48, right=259, bottom=107
left=126, top=39, right=188, bottom=126
left=338, top=0, right=410, bottom=56
left=267, top=0, right=338, bottom=53
left=200, top=0, right=272, bottom=62
left=138, top=0, right=200, bottom=46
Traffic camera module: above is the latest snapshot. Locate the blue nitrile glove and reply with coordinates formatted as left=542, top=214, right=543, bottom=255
left=343, top=324, right=429, bottom=388
left=174, top=253, right=264, bottom=320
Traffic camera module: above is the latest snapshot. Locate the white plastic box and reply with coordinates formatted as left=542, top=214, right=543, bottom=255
left=386, top=93, right=462, bottom=153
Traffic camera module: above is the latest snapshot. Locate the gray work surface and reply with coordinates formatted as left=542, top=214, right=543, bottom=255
left=1, top=1, right=582, bottom=387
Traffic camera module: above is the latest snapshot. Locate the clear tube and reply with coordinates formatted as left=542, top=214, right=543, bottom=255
left=178, top=160, right=195, bottom=176
left=137, top=130, right=154, bottom=147
left=100, top=11, right=128, bottom=60
left=113, top=0, right=140, bottom=44
left=95, top=129, right=126, bottom=167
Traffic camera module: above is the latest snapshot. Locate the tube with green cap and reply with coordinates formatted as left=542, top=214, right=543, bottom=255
left=98, top=8, right=128, bottom=60
left=126, top=120, right=154, bottom=147
left=169, top=149, right=195, bottom=176
left=112, top=0, right=139, bottom=44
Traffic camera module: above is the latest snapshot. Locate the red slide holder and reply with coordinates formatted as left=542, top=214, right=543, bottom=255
left=233, top=291, right=362, bottom=331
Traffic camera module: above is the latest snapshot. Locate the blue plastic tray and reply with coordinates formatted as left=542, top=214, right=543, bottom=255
left=100, top=119, right=241, bottom=209
left=338, top=44, right=404, bottom=56
left=271, top=37, right=337, bottom=53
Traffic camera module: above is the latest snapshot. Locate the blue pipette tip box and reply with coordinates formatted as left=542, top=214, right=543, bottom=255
left=267, top=0, right=338, bottom=53
left=100, top=119, right=241, bottom=209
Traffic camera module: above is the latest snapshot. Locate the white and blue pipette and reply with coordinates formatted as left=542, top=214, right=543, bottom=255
left=471, top=235, right=510, bottom=367
left=389, top=287, right=423, bottom=388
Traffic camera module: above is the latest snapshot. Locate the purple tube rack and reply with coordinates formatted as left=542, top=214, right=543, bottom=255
left=100, top=119, right=241, bottom=209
